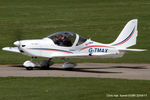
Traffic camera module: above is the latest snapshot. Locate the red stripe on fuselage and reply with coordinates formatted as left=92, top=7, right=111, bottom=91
left=30, top=48, right=72, bottom=54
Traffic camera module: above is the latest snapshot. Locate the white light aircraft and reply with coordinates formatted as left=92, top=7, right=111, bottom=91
left=2, top=19, right=146, bottom=70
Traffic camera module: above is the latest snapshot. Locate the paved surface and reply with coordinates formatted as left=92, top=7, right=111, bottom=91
left=0, top=63, right=150, bottom=80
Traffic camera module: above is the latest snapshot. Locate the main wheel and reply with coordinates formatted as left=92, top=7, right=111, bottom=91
left=63, top=62, right=76, bottom=69
left=40, top=60, right=54, bottom=69
left=26, top=67, right=33, bottom=70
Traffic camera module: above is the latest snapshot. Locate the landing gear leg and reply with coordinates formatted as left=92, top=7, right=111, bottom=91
left=40, top=58, right=54, bottom=69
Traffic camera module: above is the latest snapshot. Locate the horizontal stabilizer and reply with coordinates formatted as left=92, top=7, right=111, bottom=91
left=2, top=47, right=20, bottom=53
left=118, top=48, right=147, bottom=52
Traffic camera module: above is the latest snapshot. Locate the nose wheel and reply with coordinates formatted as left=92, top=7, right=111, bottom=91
left=23, top=60, right=37, bottom=70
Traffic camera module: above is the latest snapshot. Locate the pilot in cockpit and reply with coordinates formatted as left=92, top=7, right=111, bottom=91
left=55, top=35, right=62, bottom=45
left=61, top=35, right=72, bottom=46
left=54, top=33, right=72, bottom=47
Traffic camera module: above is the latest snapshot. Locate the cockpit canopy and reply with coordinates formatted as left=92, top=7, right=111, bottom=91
left=47, top=32, right=87, bottom=47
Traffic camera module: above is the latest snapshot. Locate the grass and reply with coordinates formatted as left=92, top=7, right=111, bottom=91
left=0, top=0, right=150, bottom=64
left=0, top=77, right=149, bottom=100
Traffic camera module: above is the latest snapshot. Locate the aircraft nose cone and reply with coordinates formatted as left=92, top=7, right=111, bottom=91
left=14, top=41, right=20, bottom=46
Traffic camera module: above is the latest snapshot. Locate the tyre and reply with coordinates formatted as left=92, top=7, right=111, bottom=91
left=40, top=60, right=54, bottom=69
left=26, top=67, right=33, bottom=70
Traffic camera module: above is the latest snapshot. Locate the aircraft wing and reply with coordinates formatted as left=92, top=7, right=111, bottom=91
left=2, top=47, right=20, bottom=53
left=50, top=52, right=111, bottom=58
left=50, top=53, right=89, bottom=58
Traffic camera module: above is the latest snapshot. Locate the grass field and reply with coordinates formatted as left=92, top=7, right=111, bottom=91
left=0, top=0, right=150, bottom=64
left=0, top=77, right=149, bottom=100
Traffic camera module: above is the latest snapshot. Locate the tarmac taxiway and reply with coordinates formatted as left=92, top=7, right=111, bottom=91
left=0, top=63, right=150, bottom=80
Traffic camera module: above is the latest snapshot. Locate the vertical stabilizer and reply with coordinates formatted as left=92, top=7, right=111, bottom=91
left=110, top=19, right=138, bottom=48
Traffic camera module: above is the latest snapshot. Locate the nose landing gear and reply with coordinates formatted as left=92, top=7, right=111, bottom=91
left=23, top=60, right=36, bottom=70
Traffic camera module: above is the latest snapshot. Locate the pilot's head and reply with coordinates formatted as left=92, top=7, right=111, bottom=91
left=56, top=35, right=60, bottom=38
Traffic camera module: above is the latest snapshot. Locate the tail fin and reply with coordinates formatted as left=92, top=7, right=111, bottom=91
left=110, top=19, right=138, bottom=48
